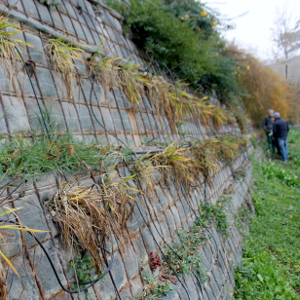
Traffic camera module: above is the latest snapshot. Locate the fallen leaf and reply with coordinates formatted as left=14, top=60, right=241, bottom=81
left=11, top=149, right=20, bottom=158
left=68, top=144, right=75, bottom=155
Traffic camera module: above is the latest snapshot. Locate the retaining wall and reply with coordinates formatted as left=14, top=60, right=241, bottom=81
left=0, top=1, right=253, bottom=299
left=2, top=149, right=253, bottom=300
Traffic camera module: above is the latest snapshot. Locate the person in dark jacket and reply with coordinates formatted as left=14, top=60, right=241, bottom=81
left=262, top=109, right=275, bottom=152
left=272, top=112, right=290, bottom=162
left=271, top=116, right=281, bottom=156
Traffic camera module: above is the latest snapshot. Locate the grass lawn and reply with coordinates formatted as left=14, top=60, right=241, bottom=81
left=234, top=128, right=300, bottom=300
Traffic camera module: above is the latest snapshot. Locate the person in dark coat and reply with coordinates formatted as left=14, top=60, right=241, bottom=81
left=272, top=112, right=290, bottom=162
left=262, top=109, right=275, bottom=153
left=271, top=116, right=281, bottom=156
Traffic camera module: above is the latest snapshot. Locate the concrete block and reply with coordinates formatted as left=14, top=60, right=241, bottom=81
left=61, top=14, right=76, bottom=36
left=99, top=107, right=115, bottom=131
left=110, top=109, right=124, bottom=132
left=131, top=235, right=148, bottom=261
left=35, top=1, right=54, bottom=25
left=164, top=209, right=176, bottom=236
left=122, top=243, right=139, bottom=280
left=24, top=32, right=47, bottom=65
left=2, top=95, right=30, bottom=133
left=63, top=1, right=78, bottom=19
left=92, top=271, right=116, bottom=300
left=78, top=104, right=94, bottom=132
left=14, top=193, right=50, bottom=246
left=23, top=0, right=40, bottom=20
left=170, top=206, right=182, bottom=229
left=62, top=102, right=81, bottom=133
left=119, top=110, right=133, bottom=132
left=140, top=227, right=155, bottom=253
left=6, top=255, right=40, bottom=300
left=154, top=187, right=169, bottom=211
left=175, top=200, right=187, bottom=224
left=73, top=20, right=87, bottom=41
left=110, top=252, right=127, bottom=290
left=49, top=9, right=66, bottom=31
left=29, top=240, right=67, bottom=298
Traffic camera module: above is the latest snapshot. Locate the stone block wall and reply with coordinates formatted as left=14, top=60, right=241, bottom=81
left=0, top=1, right=253, bottom=300
left=2, top=147, right=253, bottom=300
left=0, top=0, right=239, bottom=145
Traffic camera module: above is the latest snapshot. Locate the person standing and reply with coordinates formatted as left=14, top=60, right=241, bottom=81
left=262, top=109, right=275, bottom=153
left=272, top=112, right=290, bottom=162
left=271, top=116, right=281, bottom=156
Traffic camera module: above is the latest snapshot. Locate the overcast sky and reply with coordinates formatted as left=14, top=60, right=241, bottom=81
left=204, top=0, right=300, bottom=60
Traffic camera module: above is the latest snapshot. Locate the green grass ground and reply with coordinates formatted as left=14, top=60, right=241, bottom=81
left=234, top=128, right=300, bottom=300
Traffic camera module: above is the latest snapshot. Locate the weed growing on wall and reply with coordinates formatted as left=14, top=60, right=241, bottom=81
left=69, top=253, right=98, bottom=300
left=51, top=176, right=137, bottom=272
left=133, top=262, right=172, bottom=300
left=46, top=37, right=90, bottom=99
left=197, top=196, right=230, bottom=237
left=164, top=225, right=207, bottom=283
left=0, top=18, right=35, bottom=88
left=0, top=133, right=112, bottom=181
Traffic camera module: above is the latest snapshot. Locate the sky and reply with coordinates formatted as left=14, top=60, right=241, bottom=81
left=204, top=0, right=300, bottom=60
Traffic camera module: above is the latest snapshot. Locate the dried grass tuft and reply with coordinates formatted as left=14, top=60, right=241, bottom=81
left=0, top=259, right=8, bottom=300
left=46, top=36, right=89, bottom=99
left=52, top=175, right=136, bottom=271
left=0, top=17, right=35, bottom=92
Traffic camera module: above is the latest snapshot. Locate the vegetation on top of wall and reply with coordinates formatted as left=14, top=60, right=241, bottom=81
left=0, top=130, right=248, bottom=184
left=90, top=51, right=232, bottom=132
left=105, top=0, right=242, bottom=104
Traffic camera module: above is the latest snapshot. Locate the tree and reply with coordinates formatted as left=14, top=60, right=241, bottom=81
left=272, top=6, right=300, bottom=79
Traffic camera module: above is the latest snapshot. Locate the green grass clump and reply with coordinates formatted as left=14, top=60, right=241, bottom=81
left=234, top=128, right=300, bottom=299
left=165, top=225, right=207, bottom=281
left=0, top=134, right=113, bottom=181
left=196, top=196, right=230, bottom=236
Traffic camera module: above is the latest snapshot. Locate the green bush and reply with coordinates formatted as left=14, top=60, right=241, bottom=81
left=106, top=0, right=242, bottom=103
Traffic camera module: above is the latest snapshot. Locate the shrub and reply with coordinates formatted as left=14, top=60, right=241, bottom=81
left=106, top=0, right=241, bottom=102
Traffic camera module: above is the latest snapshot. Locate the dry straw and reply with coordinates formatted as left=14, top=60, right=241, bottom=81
left=0, top=17, right=35, bottom=93
left=46, top=36, right=90, bottom=99
left=52, top=173, right=137, bottom=271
